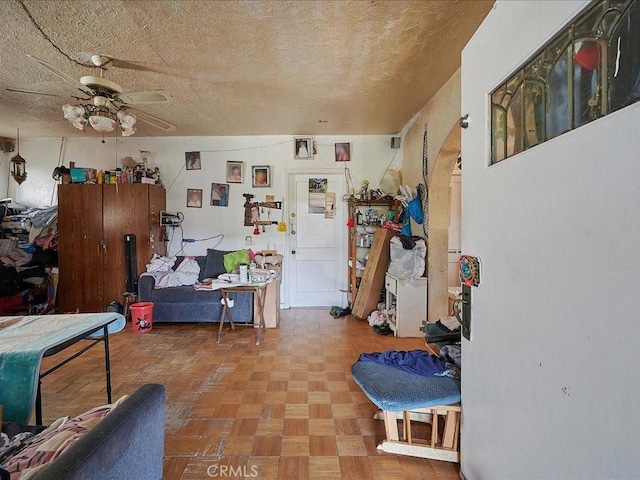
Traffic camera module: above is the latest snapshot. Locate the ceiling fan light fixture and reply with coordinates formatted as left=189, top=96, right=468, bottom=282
left=89, top=114, right=116, bottom=133
left=117, top=110, right=136, bottom=137
left=62, top=104, right=88, bottom=130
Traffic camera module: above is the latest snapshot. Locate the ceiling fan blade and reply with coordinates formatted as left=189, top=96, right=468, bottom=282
left=26, top=55, right=94, bottom=96
left=104, top=56, right=159, bottom=73
left=130, top=109, right=177, bottom=132
left=116, top=90, right=173, bottom=105
left=6, top=87, right=68, bottom=98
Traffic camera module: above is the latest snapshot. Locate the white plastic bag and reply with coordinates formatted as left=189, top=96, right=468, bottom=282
left=387, top=236, right=426, bottom=280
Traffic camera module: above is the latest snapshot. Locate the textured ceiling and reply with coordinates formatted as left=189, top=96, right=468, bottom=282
left=0, top=0, right=492, bottom=139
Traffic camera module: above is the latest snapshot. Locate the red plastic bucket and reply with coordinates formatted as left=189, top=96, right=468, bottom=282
left=129, top=302, right=154, bottom=333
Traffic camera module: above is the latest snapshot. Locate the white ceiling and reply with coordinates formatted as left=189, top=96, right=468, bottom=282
left=0, top=0, right=492, bottom=140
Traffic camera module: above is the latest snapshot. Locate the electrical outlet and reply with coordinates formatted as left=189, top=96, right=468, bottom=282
left=245, top=236, right=252, bottom=246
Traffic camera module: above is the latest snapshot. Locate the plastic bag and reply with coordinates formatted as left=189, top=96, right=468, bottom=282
left=387, top=236, right=426, bottom=280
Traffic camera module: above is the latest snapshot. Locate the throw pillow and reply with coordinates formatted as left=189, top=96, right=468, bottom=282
left=223, top=249, right=250, bottom=274
left=202, top=249, right=231, bottom=280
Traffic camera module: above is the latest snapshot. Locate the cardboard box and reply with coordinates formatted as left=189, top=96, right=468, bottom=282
left=69, top=168, right=97, bottom=183
left=70, top=168, right=86, bottom=183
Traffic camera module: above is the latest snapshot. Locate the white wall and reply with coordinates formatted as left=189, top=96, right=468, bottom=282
left=0, top=152, right=9, bottom=199
left=11, top=133, right=398, bottom=256
left=461, top=1, right=640, bottom=478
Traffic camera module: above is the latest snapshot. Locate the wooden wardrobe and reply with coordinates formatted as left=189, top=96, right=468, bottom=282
left=57, top=183, right=166, bottom=313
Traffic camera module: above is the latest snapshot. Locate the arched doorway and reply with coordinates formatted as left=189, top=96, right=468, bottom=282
left=426, top=122, right=461, bottom=323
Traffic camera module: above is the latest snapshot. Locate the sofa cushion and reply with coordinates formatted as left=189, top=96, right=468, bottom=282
left=147, top=285, right=217, bottom=303
left=202, top=250, right=231, bottom=280
left=223, top=249, right=249, bottom=273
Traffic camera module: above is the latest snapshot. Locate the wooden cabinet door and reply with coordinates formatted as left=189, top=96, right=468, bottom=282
left=58, top=184, right=104, bottom=312
left=103, top=184, right=147, bottom=306
left=148, top=184, right=167, bottom=260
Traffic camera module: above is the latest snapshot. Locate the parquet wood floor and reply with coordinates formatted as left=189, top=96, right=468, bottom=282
left=38, top=308, right=460, bottom=479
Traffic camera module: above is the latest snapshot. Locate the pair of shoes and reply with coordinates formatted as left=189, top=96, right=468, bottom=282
left=373, top=323, right=392, bottom=335
left=330, top=306, right=352, bottom=318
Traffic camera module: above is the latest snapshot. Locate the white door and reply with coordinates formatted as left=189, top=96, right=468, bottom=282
left=287, top=172, right=346, bottom=306
left=460, top=2, right=640, bottom=478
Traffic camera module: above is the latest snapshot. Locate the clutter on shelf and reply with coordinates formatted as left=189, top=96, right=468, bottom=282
left=0, top=201, right=58, bottom=314
left=51, top=157, right=163, bottom=186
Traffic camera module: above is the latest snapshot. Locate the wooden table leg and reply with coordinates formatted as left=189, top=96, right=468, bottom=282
left=254, top=286, right=267, bottom=345
left=217, top=290, right=235, bottom=344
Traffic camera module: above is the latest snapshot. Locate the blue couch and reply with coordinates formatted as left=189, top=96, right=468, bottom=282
left=0, top=383, right=165, bottom=480
left=137, top=249, right=254, bottom=324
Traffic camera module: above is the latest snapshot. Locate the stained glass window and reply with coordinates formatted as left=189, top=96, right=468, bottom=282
left=490, top=0, right=638, bottom=165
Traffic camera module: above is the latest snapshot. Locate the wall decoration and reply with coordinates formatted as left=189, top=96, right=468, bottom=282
left=242, top=193, right=283, bottom=227
left=294, top=137, right=313, bottom=159
left=459, top=255, right=481, bottom=287
left=210, top=183, right=229, bottom=207
left=187, top=188, right=202, bottom=208
left=252, top=166, right=271, bottom=187
left=325, top=192, right=336, bottom=219
left=226, top=161, right=244, bottom=183
left=335, top=142, right=351, bottom=162
left=308, top=177, right=328, bottom=214
left=185, top=151, right=201, bottom=170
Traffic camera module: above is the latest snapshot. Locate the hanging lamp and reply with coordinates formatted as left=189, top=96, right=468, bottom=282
left=10, top=129, right=27, bottom=185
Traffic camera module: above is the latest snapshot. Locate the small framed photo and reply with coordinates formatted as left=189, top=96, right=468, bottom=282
left=185, top=151, right=201, bottom=170
left=210, top=183, right=229, bottom=207
left=187, top=189, right=202, bottom=208
left=252, top=166, right=271, bottom=187
left=226, top=161, right=244, bottom=183
left=294, top=137, right=313, bottom=159
left=335, top=143, right=351, bottom=162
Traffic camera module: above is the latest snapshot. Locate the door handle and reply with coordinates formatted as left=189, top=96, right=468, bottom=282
left=455, top=285, right=472, bottom=340
left=291, top=250, right=296, bottom=254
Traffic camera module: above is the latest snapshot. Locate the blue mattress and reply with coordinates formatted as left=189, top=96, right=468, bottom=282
left=351, top=360, right=461, bottom=412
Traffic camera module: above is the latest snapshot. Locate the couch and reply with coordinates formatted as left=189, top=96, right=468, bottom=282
left=138, top=249, right=254, bottom=323
left=1, top=383, right=165, bottom=480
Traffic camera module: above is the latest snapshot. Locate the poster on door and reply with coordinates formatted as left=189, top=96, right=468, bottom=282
left=324, top=192, right=336, bottom=219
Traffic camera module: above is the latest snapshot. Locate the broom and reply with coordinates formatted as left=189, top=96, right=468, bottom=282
left=277, top=198, right=287, bottom=232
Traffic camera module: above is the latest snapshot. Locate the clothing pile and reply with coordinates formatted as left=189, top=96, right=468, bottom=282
left=143, top=254, right=200, bottom=288
left=358, top=347, right=460, bottom=379
left=0, top=206, right=58, bottom=314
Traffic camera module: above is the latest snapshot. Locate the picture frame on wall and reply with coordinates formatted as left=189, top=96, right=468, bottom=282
left=226, top=161, right=244, bottom=183
left=252, top=166, right=271, bottom=187
left=335, top=143, right=351, bottom=162
left=187, top=189, right=202, bottom=208
left=185, top=151, right=201, bottom=170
left=294, top=137, right=313, bottom=159
left=210, top=183, right=229, bottom=207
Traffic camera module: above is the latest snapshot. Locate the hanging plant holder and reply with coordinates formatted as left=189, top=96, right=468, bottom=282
left=10, top=129, right=27, bottom=185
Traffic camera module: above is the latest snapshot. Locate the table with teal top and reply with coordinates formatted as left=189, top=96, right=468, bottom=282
left=0, top=312, right=125, bottom=424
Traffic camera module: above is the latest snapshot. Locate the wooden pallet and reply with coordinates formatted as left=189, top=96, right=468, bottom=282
left=374, top=403, right=461, bottom=462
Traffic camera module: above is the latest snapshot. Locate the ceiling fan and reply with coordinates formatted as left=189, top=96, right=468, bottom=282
left=7, top=54, right=176, bottom=136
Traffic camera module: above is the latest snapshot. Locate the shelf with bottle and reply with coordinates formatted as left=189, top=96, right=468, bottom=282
left=347, top=197, right=398, bottom=307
